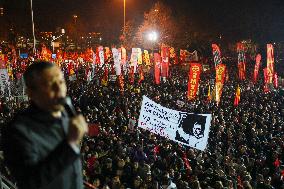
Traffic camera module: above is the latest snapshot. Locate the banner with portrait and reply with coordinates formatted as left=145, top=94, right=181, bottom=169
left=138, top=96, right=212, bottom=151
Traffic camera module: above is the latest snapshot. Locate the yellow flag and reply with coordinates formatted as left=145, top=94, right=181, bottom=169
left=207, top=85, right=211, bottom=101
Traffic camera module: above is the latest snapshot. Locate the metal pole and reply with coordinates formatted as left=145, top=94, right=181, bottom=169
left=30, top=0, right=36, bottom=54
left=123, top=0, right=126, bottom=35
left=0, top=172, right=3, bottom=189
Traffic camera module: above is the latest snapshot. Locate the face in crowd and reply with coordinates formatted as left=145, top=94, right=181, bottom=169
left=193, top=122, right=203, bottom=139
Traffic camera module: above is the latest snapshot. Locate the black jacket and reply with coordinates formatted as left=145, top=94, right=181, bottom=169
left=2, top=104, right=83, bottom=189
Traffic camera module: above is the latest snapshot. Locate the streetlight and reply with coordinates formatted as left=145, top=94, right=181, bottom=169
left=30, top=0, right=36, bottom=54
left=73, top=15, right=78, bottom=49
left=73, top=14, right=78, bottom=24
left=148, top=31, right=158, bottom=42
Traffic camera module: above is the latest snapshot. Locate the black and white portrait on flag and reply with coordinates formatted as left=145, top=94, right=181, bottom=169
left=175, top=113, right=207, bottom=148
left=138, top=96, right=212, bottom=151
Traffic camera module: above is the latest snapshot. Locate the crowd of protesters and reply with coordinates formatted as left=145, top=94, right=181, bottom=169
left=0, top=48, right=284, bottom=189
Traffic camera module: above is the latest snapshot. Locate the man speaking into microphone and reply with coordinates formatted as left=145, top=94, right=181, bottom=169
left=2, top=61, right=88, bottom=189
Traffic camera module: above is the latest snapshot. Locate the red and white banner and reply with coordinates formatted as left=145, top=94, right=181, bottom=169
left=154, top=53, right=161, bottom=85
left=161, top=46, right=169, bottom=78
left=112, top=48, right=121, bottom=75
left=187, top=63, right=202, bottom=100
left=212, top=44, right=222, bottom=66
left=237, top=42, right=246, bottom=80
left=131, top=48, right=140, bottom=73
left=96, top=46, right=104, bottom=67
left=267, top=44, right=274, bottom=83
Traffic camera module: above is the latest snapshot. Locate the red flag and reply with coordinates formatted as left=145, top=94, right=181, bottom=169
left=182, top=152, right=191, bottom=169
left=253, top=54, right=261, bottom=83
left=154, top=53, right=161, bottom=85
left=267, top=44, right=274, bottom=83
left=187, top=63, right=202, bottom=100
left=88, top=123, right=100, bottom=137
left=118, top=75, right=124, bottom=92
left=0, top=55, right=6, bottom=69
left=237, top=42, right=246, bottom=80
left=129, top=66, right=135, bottom=84
left=274, top=73, right=278, bottom=88
left=180, top=50, right=186, bottom=64
left=101, top=66, right=109, bottom=86
left=212, top=44, right=222, bottom=66
left=138, top=66, right=144, bottom=84
left=96, top=46, right=104, bottom=67
left=153, top=145, right=160, bottom=154
left=234, top=85, right=241, bottom=106
left=237, top=176, right=243, bottom=189
left=274, top=158, right=281, bottom=168
left=207, top=85, right=211, bottom=102
left=263, top=68, right=269, bottom=93
left=215, top=64, right=226, bottom=104
left=161, top=46, right=169, bottom=78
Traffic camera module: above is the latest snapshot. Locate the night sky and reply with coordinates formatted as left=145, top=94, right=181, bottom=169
left=2, top=0, right=284, bottom=42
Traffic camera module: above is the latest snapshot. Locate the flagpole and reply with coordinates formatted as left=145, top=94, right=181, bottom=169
left=30, top=0, right=36, bottom=54
left=123, top=0, right=126, bottom=35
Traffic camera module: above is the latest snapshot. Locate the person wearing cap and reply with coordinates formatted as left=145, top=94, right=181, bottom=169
left=2, top=61, right=88, bottom=189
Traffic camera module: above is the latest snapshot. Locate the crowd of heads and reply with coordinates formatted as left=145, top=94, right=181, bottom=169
left=0, top=55, right=284, bottom=189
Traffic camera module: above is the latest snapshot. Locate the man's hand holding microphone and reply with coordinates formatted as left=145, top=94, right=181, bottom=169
left=60, top=97, right=88, bottom=147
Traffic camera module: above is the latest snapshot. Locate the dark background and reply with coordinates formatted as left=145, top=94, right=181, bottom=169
left=1, top=0, right=284, bottom=43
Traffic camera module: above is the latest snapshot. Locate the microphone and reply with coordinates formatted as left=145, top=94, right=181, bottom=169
left=58, top=96, right=77, bottom=117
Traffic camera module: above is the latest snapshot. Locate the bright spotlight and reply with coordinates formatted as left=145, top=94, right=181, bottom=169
left=148, top=31, right=158, bottom=41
